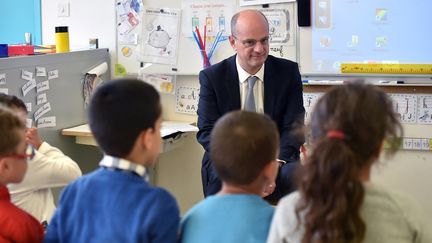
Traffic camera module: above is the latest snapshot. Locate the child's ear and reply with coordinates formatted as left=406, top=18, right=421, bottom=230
left=0, top=158, right=10, bottom=175
left=139, top=128, right=155, bottom=150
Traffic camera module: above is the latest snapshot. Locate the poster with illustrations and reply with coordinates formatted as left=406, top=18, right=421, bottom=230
left=140, top=7, right=181, bottom=65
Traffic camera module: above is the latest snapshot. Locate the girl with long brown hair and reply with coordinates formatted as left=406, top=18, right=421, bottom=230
left=267, top=83, right=431, bottom=243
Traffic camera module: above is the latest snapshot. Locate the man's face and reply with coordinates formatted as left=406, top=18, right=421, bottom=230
left=230, top=12, right=269, bottom=74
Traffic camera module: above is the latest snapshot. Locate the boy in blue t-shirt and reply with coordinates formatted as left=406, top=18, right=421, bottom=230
left=45, top=79, right=180, bottom=242
left=180, top=111, right=280, bottom=243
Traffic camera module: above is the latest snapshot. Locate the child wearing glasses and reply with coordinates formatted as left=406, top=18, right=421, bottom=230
left=267, top=83, right=432, bottom=243
left=45, top=79, right=180, bottom=242
left=0, top=94, right=82, bottom=226
left=0, top=105, right=44, bottom=242
left=180, top=111, right=279, bottom=243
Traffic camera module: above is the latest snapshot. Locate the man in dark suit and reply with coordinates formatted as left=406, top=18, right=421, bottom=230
left=197, top=9, right=305, bottom=201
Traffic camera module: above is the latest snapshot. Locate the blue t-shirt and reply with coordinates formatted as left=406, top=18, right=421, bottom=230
left=45, top=167, right=180, bottom=243
left=180, top=194, right=274, bottom=243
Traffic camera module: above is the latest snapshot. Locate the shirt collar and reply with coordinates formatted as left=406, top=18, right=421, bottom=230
left=236, top=56, right=265, bottom=83
left=99, top=155, right=148, bottom=181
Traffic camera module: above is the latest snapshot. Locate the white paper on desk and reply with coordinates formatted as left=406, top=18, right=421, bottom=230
left=161, top=121, right=198, bottom=137
left=37, top=116, right=56, bottom=128
left=36, top=80, right=50, bottom=93
left=22, top=79, right=36, bottom=96
left=36, top=67, right=47, bottom=77
left=37, top=93, right=48, bottom=105
left=0, top=88, right=8, bottom=95
left=34, top=103, right=51, bottom=121
left=0, top=73, right=5, bottom=85
left=21, top=70, right=33, bottom=81
left=25, top=102, right=32, bottom=112
left=48, top=70, right=59, bottom=80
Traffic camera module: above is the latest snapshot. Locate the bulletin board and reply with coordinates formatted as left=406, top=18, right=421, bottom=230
left=115, top=0, right=299, bottom=75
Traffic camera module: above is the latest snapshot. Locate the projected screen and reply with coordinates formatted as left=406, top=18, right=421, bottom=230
left=300, top=0, right=432, bottom=74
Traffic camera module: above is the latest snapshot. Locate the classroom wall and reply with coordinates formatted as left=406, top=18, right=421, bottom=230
left=41, top=0, right=117, bottom=77
left=39, top=1, right=432, bottom=220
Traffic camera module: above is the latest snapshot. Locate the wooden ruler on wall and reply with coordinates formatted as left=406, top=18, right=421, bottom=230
left=341, top=63, right=432, bottom=74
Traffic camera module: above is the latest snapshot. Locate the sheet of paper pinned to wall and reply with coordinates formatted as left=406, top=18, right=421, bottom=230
left=140, top=7, right=181, bottom=65
left=0, top=88, right=8, bottom=94
left=22, top=79, right=36, bottom=96
left=36, top=80, right=50, bottom=93
left=34, top=102, right=51, bottom=121
left=21, top=70, right=33, bottom=81
left=0, top=73, right=5, bottom=85
left=417, top=94, right=432, bottom=124
left=139, top=73, right=175, bottom=94
left=303, top=93, right=323, bottom=123
left=389, top=94, right=417, bottom=124
left=48, top=70, right=59, bottom=80
left=36, top=67, right=47, bottom=77
left=25, top=102, right=32, bottom=112
left=176, top=85, right=200, bottom=115
left=37, top=116, right=56, bottom=128
left=181, top=0, right=235, bottom=38
left=37, top=93, right=48, bottom=105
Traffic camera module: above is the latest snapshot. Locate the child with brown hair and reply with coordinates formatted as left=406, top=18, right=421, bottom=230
left=0, top=105, right=44, bottom=242
left=267, top=83, right=432, bottom=243
left=181, top=111, right=280, bottom=243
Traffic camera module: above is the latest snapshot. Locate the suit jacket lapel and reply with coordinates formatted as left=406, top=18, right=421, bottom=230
left=225, top=55, right=241, bottom=110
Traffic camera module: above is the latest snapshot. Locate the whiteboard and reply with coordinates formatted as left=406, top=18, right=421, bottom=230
left=116, top=0, right=298, bottom=75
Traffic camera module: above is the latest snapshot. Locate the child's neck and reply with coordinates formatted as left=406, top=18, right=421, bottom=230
left=218, top=182, right=261, bottom=196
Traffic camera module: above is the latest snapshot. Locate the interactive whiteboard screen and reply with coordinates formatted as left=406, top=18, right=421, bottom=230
left=299, top=0, right=432, bottom=74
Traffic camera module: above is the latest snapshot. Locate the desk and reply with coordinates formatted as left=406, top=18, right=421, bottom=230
left=62, top=121, right=198, bottom=153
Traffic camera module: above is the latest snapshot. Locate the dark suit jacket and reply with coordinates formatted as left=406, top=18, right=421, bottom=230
left=197, top=54, right=305, bottom=199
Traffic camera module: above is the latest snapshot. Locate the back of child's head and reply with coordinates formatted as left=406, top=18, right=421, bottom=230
left=88, top=79, right=161, bottom=157
left=0, top=105, right=26, bottom=157
left=210, top=111, right=279, bottom=185
left=296, top=83, right=402, bottom=243
left=0, top=94, right=27, bottom=112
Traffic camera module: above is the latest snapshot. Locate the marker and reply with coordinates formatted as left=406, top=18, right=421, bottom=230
left=378, top=80, right=405, bottom=84
left=303, top=80, right=344, bottom=85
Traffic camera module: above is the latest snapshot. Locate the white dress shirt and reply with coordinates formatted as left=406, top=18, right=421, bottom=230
left=236, top=57, right=265, bottom=114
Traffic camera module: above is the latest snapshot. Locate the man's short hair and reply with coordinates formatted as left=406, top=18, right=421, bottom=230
left=210, top=111, right=279, bottom=185
left=88, top=79, right=161, bottom=157
left=0, top=105, right=25, bottom=156
left=0, top=94, right=27, bottom=112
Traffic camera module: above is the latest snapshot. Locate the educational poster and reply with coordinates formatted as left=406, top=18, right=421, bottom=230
left=303, top=92, right=323, bottom=123
left=239, top=0, right=295, bottom=7
left=140, top=7, right=181, bottom=65
left=417, top=94, right=432, bottom=124
left=389, top=94, right=417, bottom=124
left=261, top=7, right=294, bottom=45
left=176, top=85, right=200, bottom=115
left=181, top=0, right=235, bottom=38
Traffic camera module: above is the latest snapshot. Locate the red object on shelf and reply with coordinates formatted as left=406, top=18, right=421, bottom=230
left=8, top=45, right=34, bottom=56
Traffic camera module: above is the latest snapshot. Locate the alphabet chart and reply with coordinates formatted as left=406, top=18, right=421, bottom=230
left=176, top=85, right=200, bottom=115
